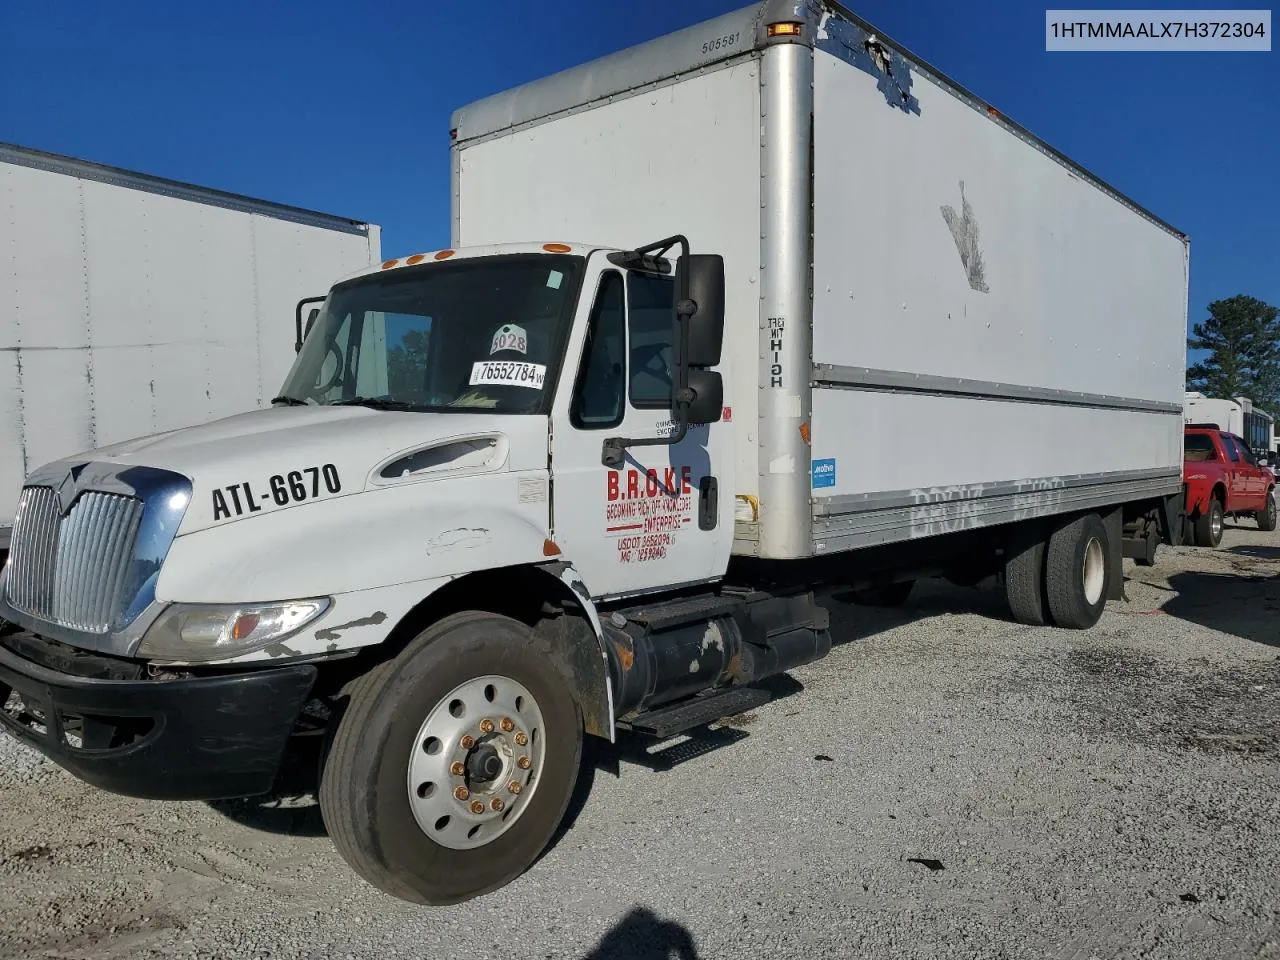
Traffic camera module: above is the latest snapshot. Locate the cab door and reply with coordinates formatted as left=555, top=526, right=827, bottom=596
left=549, top=257, right=732, bottom=600
left=1231, top=436, right=1267, bottom=506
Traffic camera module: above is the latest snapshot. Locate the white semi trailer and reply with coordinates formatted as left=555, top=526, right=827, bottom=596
left=0, top=3, right=1187, bottom=905
left=0, top=142, right=381, bottom=546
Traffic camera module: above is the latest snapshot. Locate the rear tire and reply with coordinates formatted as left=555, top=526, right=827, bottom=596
left=1004, top=527, right=1049, bottom=626
left=851, top=580, right=914, bottom=607
left=1257, top=491, right=1277, bottom=532
left=1045, top=513, right=1109, bottom=630
left=319, top=611, right=583, bottom=905
left=1194, top=498, right=1224, bottom=548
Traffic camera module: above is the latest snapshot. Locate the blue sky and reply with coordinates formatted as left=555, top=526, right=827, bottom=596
left=2, top=1, right=1276, bottom=344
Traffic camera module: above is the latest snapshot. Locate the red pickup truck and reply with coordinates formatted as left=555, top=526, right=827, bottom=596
left=1183, top=424, right=1277, bottom=546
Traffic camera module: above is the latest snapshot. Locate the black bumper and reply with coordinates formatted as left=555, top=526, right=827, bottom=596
left=0, top=634, right=316, bottom=801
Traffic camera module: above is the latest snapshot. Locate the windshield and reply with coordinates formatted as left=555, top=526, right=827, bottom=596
left=277, top=255, right=583, bottom=413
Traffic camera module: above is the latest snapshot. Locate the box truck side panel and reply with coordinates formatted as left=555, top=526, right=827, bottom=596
left=807, top=36, right=1186, bottom=547
left=0, top=163, right=96, bottom=497
left=250, top=216, right=380, bottom=401
left=0, top=148, right=379, bottom=534
left=810, top=44, right=1187, bottom=403
left=455, top=60, right=762, bottom=502
left=810, top=392, right=1181, bottom=550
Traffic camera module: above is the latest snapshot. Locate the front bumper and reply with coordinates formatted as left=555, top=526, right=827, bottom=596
left=0, top=629, right=316, bottom=800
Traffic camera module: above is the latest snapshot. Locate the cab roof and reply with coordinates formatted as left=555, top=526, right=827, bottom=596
left=331, top=241, right=611, bottom=286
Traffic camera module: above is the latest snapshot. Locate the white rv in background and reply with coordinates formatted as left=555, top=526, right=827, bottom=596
left=1184, top=391, right=1275, bottom=455
left=0, top=143, right=381, bottom=546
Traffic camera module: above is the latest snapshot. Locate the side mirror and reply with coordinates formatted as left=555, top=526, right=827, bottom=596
left=684, top=370, right=723, bottom=425
left=679, top=254, right=725, bottom=368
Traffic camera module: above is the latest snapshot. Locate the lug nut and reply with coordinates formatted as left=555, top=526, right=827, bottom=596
left=459, top=735, right=475, bottom=750
left=490, top=798, right=505, bottom=812
left=470, top=800, right=485, bottom=815
left=514, top=732, right=529, bottom=746
left=479, top=718, right=495, bottom=734
left=500, top=717, right=515, bottom=732
left=450, top=761, right=465, bottom=777
left=517, top=756, right=532, bottom=770
left=507, top=781, right=522, bottom=795
left=454, top=786, right=470, bottom=801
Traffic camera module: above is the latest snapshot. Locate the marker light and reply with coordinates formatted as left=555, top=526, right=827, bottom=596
left=767, top=22, right=803, bottom=37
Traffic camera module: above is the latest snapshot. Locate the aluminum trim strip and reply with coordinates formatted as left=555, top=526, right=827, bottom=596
left=812, top=363, right=1185, bottom=414
left=813, top=468, right=1182, bottom=517
left=812, top=475, right=1183, bottom=553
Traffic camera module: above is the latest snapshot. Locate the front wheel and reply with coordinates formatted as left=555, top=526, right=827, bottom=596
left=1257, top=491, right=1277, bottom=532
left=319, top=612, right=583, bottom=905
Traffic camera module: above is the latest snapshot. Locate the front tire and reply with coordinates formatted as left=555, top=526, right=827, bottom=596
left=319, top=612, right=583, bottom=905
left=1045, top=513, right=1110, bottom=630
left=1257, top=491, right=1277, bottom=532
left=1194, top=498, right=1225, bottom=547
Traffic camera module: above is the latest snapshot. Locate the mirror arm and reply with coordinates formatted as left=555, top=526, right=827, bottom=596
left=601, top=237, right=695, bottom=469
left=295, top=296, right=327, bottom=353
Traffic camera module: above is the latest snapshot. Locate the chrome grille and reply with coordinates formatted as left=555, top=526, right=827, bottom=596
left=6, top=486, right=144, bottom=633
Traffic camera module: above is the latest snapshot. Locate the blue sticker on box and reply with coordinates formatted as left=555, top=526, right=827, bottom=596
left=811, top=458, right=837, bottom=489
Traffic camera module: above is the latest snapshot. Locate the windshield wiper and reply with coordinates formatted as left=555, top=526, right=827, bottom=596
left=332, top=397, right=427, bottom=411
left=271, top=395, right=309, bottom=406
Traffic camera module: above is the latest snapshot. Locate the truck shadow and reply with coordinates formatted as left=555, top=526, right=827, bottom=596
left=1227, top=544, right=1280, bottom=561
left=825, top=578, right=1010, bottom=644
left=581, top=906, right=700, bottom=959
left=206, top=735, right=328, bottom=837
left=1159, top=569, right=1280, bottom=648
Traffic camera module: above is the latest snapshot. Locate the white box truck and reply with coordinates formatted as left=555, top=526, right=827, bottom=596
left=0, top=143, right=381, bottom=547
left=0, top=3, right=1188, bottom=905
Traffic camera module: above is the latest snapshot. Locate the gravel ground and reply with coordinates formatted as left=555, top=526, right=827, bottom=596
left=2, top=526, right=1278, bottom=960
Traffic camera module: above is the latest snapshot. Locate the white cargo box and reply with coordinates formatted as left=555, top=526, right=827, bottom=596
left=0, top=143, right=381, bottom=538
left=452, top=1, right=1188, bottom=561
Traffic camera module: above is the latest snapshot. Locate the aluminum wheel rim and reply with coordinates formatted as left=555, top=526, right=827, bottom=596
left=1212, top=507, right=1223, bottom=540
left=407, top=675, right=546, bottom=851
left=1082, top=536, right=1105, bottom=606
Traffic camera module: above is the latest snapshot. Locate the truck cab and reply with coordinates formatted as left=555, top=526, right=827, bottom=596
left=1183, top=424, right=1277, bottom=546
left=0, top=240, right=761, bottom=906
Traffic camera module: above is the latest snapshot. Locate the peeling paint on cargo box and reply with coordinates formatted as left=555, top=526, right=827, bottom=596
left=815, top=13, right=921, bottom=115
left=940, top=181, right=990, bottom=294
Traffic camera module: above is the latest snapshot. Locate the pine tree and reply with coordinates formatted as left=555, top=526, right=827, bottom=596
left=1186, top=295, right=1280, bottom=412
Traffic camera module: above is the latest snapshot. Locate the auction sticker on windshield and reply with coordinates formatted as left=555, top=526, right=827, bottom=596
left=469, top=360, right=546, bottom=389
left=490, top=324, right=528, bottom=355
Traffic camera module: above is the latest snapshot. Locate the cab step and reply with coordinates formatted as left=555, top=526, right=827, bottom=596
left=617, top=686, right=771, bottom=740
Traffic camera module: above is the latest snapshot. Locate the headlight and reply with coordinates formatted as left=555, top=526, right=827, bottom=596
left=137, top=598, right=330, bottom=662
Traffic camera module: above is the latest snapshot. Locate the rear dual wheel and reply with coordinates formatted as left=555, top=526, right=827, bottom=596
left=1004, top=513, right=1109, bottom=630
left=320, top=612, right=583, bottom=905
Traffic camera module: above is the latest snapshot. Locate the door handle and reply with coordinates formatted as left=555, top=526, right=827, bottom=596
left=698, top=476, right=718, bottom=531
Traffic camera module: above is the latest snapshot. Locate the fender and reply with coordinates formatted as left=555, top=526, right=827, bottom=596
left=535, top=561, right=616, bottom=742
